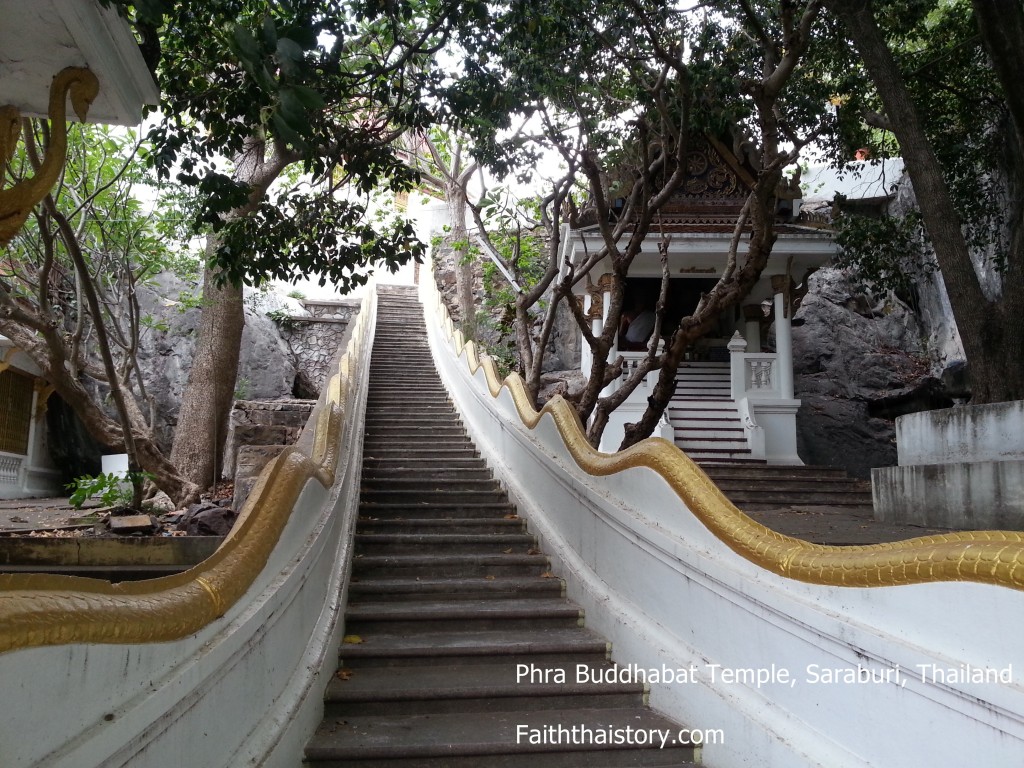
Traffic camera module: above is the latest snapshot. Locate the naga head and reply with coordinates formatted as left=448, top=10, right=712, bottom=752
left=52, top=67, right=100, bottom=123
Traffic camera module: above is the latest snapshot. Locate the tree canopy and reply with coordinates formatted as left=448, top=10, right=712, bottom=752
left=824, top=0, right=1024, bottom=402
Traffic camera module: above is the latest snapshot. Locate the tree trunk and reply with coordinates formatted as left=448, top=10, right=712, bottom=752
left=169, top=258, right=244, bottom=491
left=826, top=0, right=1023, bottom=402
left=447, top=181, right=477, bottom=339
left=169, top=135, right=292, bottom=492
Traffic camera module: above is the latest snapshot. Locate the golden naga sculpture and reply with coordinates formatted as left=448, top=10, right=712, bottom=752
left=0, top=66, right=99, bottom=248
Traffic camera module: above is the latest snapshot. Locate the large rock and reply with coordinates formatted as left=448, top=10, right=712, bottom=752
left=134, top=273, right=297, bottom=451
left=177, top=501, right=238, bottom=536
left=792, top=269, right=935, bottom=477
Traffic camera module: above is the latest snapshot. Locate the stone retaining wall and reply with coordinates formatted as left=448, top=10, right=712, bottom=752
left=225, top=399, right=316, bottom=508
left=279, top=299, right=360, bottom=396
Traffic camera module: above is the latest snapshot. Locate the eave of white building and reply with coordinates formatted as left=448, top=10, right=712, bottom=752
left=0, top=0, right=158, bottom=124
left=562, top=225, right=839, bottom=301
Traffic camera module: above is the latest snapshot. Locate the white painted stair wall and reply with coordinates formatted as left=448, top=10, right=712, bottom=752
left=421, top=276, right=1024, bottom=768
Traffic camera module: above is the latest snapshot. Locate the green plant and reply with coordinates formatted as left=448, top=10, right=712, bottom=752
left=266, top=308, right=298, bottom=329
left=66, top=471, right=154, bottom=509
left=234, top=376, right=252, bottom=400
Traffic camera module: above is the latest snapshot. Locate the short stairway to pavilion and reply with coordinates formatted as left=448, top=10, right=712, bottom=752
left=668, top=361, right=750, bottom=463
left=667, top=362, right=875, bottom=522
left=303, top=286, right=700, bottom=767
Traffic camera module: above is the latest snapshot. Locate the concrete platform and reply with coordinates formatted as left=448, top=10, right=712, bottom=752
left=747, top=504, right=950, bottom=545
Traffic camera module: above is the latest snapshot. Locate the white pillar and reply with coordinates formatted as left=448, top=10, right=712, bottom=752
left=599, top=289, right=611, bottom=356
left=728, top=331, right=747, bottom=401
left=773, top=282, right=794, bottom=400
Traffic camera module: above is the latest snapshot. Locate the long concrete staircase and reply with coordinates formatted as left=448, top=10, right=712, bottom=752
left=304, top=287, right=698, bottom=767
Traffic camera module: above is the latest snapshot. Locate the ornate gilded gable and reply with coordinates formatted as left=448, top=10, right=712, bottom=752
left=678, top=135, right=752, bottom=202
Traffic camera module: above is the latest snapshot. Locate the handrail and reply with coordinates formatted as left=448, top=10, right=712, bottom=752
left=0, top=288, right=376, bottom=655
left=420, top=267, right=1024, bottom=592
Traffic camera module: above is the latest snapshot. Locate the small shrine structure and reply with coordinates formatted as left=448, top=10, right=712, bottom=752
left=563, top=136, right=837, bottom=461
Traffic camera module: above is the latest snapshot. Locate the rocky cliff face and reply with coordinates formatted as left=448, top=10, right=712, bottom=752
left=131, top=274, right=298, bottom=452
left=792, top=268, right=950, bottom=477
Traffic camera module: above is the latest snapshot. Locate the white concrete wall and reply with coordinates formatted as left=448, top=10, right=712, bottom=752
left=874, top=401, right=1024, bottom=529
left=421, top=281, right=1024, bottom=768
left=896, top=401, right=1024, bottom=465
left=0, top=294, right=374, bottom=768
left=874, top=460, right=1024, bottom=530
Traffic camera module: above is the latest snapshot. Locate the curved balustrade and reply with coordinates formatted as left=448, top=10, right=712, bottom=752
left=0, top=289, right=376, bottom=768
left=419, top=270, right=1024, bottom=767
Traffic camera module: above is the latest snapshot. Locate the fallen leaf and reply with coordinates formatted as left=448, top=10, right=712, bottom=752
left=540, top=572, right=555, bottom=579
left=343, top=635, right=364, bottom=644
left=503, top=514, right=519, bottom=520
left=503, top=548, right=513, bottom=554
left=484, top=575, right=496, bottom=581
left=527, top=548, right=541, bottom=555
left=336, top=668, right=354, bottom=681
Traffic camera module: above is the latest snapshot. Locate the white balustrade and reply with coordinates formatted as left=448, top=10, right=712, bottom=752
left=0, top=452, right=24, bottom=486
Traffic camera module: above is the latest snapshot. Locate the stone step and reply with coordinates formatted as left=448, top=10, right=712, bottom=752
left=711, top=479, right=870, bottom=494
left=669, top=400, right=736, bottom=410
left=365, top=402, right=451, bottom=411
left=676, top=361, right=728, bottom=369
left=353, top=533, right=537, bottom=555
left=724, top=489, right=873, bottom=506
left=366, top=386, right=450, bottom=396
left=361, top=448, right=481, bottom=460
left=674, top=381, right=730, bottom=389
left=360, top=460, right=486, bottom=474
left=674, top=428, right=746, bottom=438
left=363, top=437, right=477, bottom=450
left=678, top=438, right=750, bottom=449
left=685, top=448, right=753, bottom=460
left=305, top=708, right=698, bottom=766
left=303, top=289, right=699, bottom=768
left=345, top=597, right=583, bottom=634
left=702, top=464, right=849, bottom=479
left=366, top=422, right=465, bottom=434
left=361, top=477, right=500, bottom=492
left=322, top=660, right=645, bottom=716
left=367, top=375, right=441, bottom=383
left=363, top=433, right=473, bottom=445
left=359, top=501, right=517, bottom=518
left=670, top=415, right=742, bottom=424
left=697, top=457, right=768, bottom=465
left=362, top=490, right=509, bottom=506
left=356, top=518, right=525, bottom=536
left=351, top=553, right=550, bottom=579
left=348, top=576, right=562, bottom=602
left=364, top=403, right=455, bottom=413
left=364, top=406, right=455, bottom=416
left=361, top=468, right=495, bottom=482
left=339, top=627, right=609, bottom=667
left=365, top=416, right=463, bottom=427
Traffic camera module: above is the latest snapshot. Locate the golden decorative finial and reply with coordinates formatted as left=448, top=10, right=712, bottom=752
left=0, top=66, right=100, bottom=247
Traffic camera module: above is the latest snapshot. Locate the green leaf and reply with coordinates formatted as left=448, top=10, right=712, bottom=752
left=261, top=16, right=278, bottom=48
left=230, top=25, right=261, bottom=65
left=276, top=37, right=304, bottom=64
left=290, top=84, right=325, bottom=109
